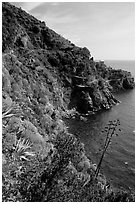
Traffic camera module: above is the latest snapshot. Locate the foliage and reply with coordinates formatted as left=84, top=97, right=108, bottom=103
left=2, top=2, right=135, bottom=202
left=31, top=25, right=40, bottom=34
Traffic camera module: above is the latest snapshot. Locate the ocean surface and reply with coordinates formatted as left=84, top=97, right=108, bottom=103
left=67, top=60, right=135, bottom=191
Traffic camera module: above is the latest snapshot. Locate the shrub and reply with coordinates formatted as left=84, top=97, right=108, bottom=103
left=31, top=25, right=40, bottom=34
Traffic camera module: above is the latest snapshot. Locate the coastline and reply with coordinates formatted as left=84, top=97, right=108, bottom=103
left=2, top=2, right=135, bottom=202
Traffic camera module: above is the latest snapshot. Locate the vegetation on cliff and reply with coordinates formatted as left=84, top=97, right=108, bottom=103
left=2, top=2, right=135, bottom=202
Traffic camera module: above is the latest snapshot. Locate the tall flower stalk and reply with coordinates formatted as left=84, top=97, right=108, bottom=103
left=94, top=119, right=121, bottom=178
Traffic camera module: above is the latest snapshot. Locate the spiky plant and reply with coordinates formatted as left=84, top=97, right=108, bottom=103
left=2, top=106, right=15, bottom=120
left=14, top=138, right=35, bottom=161
left=2, top=101, right=21, bottom=121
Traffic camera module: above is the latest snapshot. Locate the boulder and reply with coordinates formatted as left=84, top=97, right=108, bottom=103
left=123, top=77, right=135, bottom=89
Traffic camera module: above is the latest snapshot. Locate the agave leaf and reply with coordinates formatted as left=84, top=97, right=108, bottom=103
left=2, top=113, right=15, bottom=119
left=2, top=106, right=13, bottom=116
left=20, top=155, right=30, bottom=161
left=24, top=151, right=35, bottom=157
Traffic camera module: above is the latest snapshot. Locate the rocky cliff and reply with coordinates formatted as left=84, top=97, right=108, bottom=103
left=2, top=2, right=135, bottom=202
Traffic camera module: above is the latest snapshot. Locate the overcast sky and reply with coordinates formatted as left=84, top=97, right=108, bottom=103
left=11, top=2, right=135, bottom=60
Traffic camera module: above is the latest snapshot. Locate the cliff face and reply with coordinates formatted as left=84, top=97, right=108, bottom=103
left=2, top=2, right=135, bottom=202
left=95, top=61, right=135, bottom=91
left=2, top=3, right=134, bottom=115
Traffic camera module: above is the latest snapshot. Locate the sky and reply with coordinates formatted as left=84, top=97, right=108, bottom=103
left=11, top=2, right=135, bottom=60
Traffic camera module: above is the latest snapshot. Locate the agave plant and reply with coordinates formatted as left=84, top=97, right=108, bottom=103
left=2, top=106, right=15, bottom=120
left=14, top=137, right=35, bottom=161
left=2, top=100, right=21, bottom=121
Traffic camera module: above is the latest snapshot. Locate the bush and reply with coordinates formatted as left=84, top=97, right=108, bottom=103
left=31, top=25, right=40, bottom=34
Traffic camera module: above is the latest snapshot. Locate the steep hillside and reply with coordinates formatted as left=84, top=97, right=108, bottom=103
left=2, top=2, right=134, bottom=202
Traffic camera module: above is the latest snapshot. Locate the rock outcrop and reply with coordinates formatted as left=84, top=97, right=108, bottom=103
left=2, top=2, right=135, bottom=202
left=2, top=3, right=134, bottom=114
left=95, top=61, right=135, bottom=91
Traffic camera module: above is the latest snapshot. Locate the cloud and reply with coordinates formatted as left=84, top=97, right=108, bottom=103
left=50, top=2, right=60, bottom=7
left=62, top=33, right=81, bottom=44
left=10, top=2, right=134, bottom=60
left=30, top=2, right=63, bottom=15
left=41, top=13, right=78, bottom=26
left=28, top=3, right=79, bottom=34
left=11, top=2, right=44, bottom=12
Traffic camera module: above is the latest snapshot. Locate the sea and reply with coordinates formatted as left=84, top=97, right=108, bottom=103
left=67, top=60, right=135, bottom=191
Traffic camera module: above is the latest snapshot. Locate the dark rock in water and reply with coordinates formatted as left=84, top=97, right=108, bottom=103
left=71, top=88, right=94, bottom=114
left=123, top=77, right=135, bottom=89
left=70, top=76, right=120, bottom=113
left=95, top=61, right=135, bottom=92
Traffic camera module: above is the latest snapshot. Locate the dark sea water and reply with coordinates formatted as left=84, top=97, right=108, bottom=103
left=67, top=60, right=135, bottom=191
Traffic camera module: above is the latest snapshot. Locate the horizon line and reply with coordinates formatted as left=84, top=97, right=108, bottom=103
left=95, top=59, right=135, bottom=61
